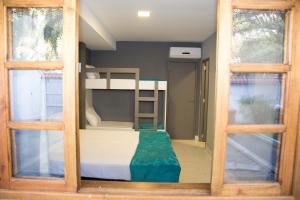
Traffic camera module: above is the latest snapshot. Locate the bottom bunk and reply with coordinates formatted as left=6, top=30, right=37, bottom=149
left=86, top=121, right=134, bottom=130
left=27, top=129, right=181, bottom=183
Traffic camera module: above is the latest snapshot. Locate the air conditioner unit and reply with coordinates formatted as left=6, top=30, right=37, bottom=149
left=169, top=47, right=202, bottom=59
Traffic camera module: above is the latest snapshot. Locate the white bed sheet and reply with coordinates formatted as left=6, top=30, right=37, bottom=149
left=47, top=129, right=139, bottom=180
left=79, top=129, right=139, bottom=180
left=86, top=121, right=134, bottom=131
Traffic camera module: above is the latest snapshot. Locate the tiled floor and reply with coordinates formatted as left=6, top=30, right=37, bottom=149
left=172, top=140, right=212, bottom=183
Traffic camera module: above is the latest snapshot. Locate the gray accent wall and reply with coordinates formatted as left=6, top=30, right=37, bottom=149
left=89, top=42, right=202, bottom=126
left=90, top=42, right=201, bottom=80
left=202, top=33, right=217, bottom=150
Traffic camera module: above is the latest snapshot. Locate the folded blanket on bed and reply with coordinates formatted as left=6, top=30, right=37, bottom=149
left=130, top=131, right=181, bottom=182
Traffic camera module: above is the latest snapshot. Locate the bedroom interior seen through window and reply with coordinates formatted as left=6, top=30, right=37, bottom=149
left=75, top=0, right=284, bottom=185
left=77, top=0, right=217, bottom=184
left=9, top=1, right=287, bottom=186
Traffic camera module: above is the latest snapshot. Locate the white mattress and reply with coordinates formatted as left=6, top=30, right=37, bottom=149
left=18, top=128, right=139, bottom=180
left=86, top=121, right=134, bottom=131
left=79, top=129, right=139, bottom=180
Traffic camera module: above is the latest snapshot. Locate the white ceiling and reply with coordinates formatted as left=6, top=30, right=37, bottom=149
left=79, top=0, right=217, bottom=50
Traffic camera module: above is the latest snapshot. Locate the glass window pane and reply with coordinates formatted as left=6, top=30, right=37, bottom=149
left=10, top=8, right=63, bottom=61
left=11, top=129, right=64, bottom=178
left=225, top=133, right=281, bottom=182
left=10, top=70, right=63, bottom=121
left=229, top=73, right=283, bottom=124
left=232, top=9, right=285, bottom=64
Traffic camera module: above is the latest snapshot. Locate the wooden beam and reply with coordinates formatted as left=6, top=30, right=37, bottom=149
left=6, top=6, right=12, bottom=61
left=283, top=11, right=292, bottom=65
left=63, top=0, right=80, bottom=192
left=74, top=0, right=81, bottom=190
left=294, top=111, right=300, bottom=200
left=9, top=178, right=66, bottom=192
left=226, top=125, right=287, bottom=134
left=0, top=189, right=296, bottom=200
left=80, top=181, right=210, bottom=196
left=7, top=121, right=64, bottom=131
left=211, top=0, right=232, bottom=195
left=232, top=0, right=295, bottom=10
left=230, top=64, right=290, bottom=73
left=280, top=1, right=300, bottom=195
left=3, top=0, right=64, bottom=7
left=81, top=180, right=210, bottom=190
left=5, top=61, right=63, bottom=70
left=221, top=183, right=281, bottom=196
left=0, top=0, right=9, bottom=189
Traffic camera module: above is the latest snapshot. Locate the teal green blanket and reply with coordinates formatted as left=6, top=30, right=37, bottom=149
left=138, top=122, right=164, bottom=130
left=130, top=131, right=181, bottom=182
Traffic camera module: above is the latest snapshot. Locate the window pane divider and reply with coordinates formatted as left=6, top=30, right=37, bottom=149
left=230, top=64, right=290, bottom=73
left=8, top=121, right=64, bottom=131
left=226, top=124, right=286, bottom=134
left=5, top=61, right=63, bottom=70
left=232, top=0, right=295, bottom=10
left=10, top=177, right=66, bottom=191
left=3, top=0, right=63, bottom=7
left=221, top=182, right=281, bottom=196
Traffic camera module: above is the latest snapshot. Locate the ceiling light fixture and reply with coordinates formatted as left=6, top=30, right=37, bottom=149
left=138, top=10, right=150, bottom=17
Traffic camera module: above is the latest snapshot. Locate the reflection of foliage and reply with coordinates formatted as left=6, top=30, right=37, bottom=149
left=233, top=10, right=285, bottom=63
left=239, top=96, right=280, bottom=124
left=44, top=9, right=63, bottom=55
left=11, top=8, right=62, bottom=60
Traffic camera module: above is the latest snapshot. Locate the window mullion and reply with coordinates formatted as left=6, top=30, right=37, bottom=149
left=230, top=64, right=290, bottom=73
left=7, top=121, right=64, bottom=131
left=5, top=61, right=64, bottom=70
left=226, top=124, right=286, bottom=134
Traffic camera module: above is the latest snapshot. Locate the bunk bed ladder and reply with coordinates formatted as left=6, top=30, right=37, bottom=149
left=136, top=81, right=159, bottom=130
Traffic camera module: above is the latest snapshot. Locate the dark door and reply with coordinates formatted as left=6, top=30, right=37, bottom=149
left=167, top=61, right=196, bottom=139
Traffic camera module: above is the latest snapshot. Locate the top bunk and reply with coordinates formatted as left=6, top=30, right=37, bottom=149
left=85, top=67, right=167, bottom=91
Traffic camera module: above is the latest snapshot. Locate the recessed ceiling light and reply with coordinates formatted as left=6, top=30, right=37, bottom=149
left=138, top=10, right=150, bottom=18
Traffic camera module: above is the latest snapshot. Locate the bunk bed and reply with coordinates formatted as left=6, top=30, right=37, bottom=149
left=84, top=67, right=168, bottom=131
left=74, top=66, right=181, bottom=182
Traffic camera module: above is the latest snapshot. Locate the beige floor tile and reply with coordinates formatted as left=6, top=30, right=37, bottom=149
left=172, top=140, right=212, bottom=183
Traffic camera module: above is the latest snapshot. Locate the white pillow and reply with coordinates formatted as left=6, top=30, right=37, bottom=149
left=86, top=107, right=102, bottom=127
left=86, top=65, right=100, bottom=79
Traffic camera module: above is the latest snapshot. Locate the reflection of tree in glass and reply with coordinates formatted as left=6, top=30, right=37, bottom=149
left=232, top=10, right=285, bottom=64
left=239, top=96, right=280, bottom=124
left=44, top=9, right=63, bottom=56
left=11, top=8, right=62, bottom=61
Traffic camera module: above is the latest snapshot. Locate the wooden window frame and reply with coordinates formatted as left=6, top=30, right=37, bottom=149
left=0, top=0, right=300, bottom=199
left=212, top=0, right=300, bottom=196
left=0, top=0, right=79, bottom=192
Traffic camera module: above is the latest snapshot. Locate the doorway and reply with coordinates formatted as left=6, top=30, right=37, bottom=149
left=199, top=59, right=209, bottom=141
left=167, top=61, right=197, bottom=139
